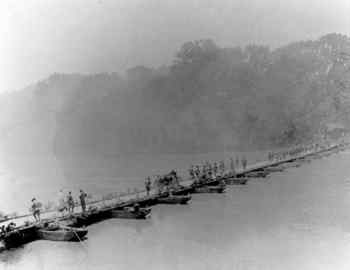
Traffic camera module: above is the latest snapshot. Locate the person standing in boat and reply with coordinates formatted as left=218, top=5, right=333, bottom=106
left=145, top=177, right=152, bottom=196
left=31, top=198, right=41, bottom=222
left=79, top=190, right=87, bottom=213
left=67, top=192, right=75, bottom=214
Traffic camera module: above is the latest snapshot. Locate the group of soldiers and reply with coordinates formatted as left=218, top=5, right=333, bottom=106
left=28, top=189, right=89, bottom=223
left=188, top=156, right=248, bottom=182
left=144, top=170, right=181, bottom=195
left=145, top=156, right=248, bottom=190
left=143, top=156, right=250, bottom=195
left=267, top=142, right=331, bottom=162
left=57, top=189, right=88, bottom=216
left=189, top=161, right=225, bottom=181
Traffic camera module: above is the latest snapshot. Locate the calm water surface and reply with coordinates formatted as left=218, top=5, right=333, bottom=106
left=1, top=149, right=350, bottom=270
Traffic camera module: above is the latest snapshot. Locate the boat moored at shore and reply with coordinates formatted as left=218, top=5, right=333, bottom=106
left=36, top=224, right=88, bottom=242
left=224, top=177, right=248, bottom=185
left=192, top=185, right=226, bottom=193
left=110, top=207, right=151, bottom=219
left=156, top=195, right=192, bottom=204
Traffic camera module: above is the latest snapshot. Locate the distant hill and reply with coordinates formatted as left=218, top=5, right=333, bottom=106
left=0, top=33, right=349, bottom=157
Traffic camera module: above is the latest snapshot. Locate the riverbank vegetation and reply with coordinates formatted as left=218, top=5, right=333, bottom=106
left=0, top=33, right=349, bottom=156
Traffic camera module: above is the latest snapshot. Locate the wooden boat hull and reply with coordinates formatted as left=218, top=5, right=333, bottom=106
left=1, top=225, right=38, bottom=249
left=37, top=227, right=88, bottom=242
left=173, top=187, right=192, bottom=196
left=205, top=179, right=224, bottom=186
left=74, top=208, right=111, bottom=227
left=245, top=171, right=269, bottom=178
left=193, top=186, right=225, bottom=193
left=156, top=195, right=191, bottom=204
left=224, top=177, right=248, bottom=185
left=110, top=208, right=151, bottom=219
left=263, top=167, right=284, bottom=173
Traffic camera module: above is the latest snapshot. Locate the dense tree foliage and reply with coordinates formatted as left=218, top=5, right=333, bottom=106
left=0, top=33, right=349, bottom=155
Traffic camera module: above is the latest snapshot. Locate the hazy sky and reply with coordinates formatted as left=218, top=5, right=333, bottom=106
left=0, top=0, right=349, bottom=93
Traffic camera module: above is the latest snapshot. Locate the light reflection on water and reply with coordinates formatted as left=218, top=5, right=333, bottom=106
left=1, top=150, right=350, bottom=269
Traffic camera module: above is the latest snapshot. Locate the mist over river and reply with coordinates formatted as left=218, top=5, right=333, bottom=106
left=1, top=149, right=350, bottom=269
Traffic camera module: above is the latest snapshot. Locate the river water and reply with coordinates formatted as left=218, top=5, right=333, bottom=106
left=1, top=149, right=350, bottom=270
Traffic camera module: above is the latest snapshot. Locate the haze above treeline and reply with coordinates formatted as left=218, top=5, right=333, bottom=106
left=2, top=0, right=350, bottom=93
left=0, top=33, right=350, bottom=156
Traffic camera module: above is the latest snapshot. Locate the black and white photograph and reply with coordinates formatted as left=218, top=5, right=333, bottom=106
left=1, top=0, right=350, bottom=269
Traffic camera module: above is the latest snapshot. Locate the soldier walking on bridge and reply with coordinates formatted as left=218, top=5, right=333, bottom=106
left=67, top=192, right=75, bottom=214
left=145, top=177, right=152, bottom=196
left=31, top=198, right=41, bottom=222
left=79, top=189, right=87, bottom=213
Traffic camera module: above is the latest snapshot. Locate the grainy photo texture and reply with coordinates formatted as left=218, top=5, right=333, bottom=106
left=1, top=1, right=350, bottom=269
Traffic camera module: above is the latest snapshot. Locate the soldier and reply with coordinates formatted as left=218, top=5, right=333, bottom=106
left=189, top=165, right=195, bottom=179
left=79, top=189, right=87, bottom=213
left=219, top=160, right=225, bottom=175
left=145, top=177, right=152, bottom=196
left=213, top=162, right=218, bottom=176
left=170, top=170, right=180, bottom=187
left=67, top=192, right=75, bottom=214
left=31, top=198, right=41, bottom=222
left=195, top=165, right=201, bottom=179
left=242, top=156, right=247, bottom=170
left=230, top=157, right=235, bottom=173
